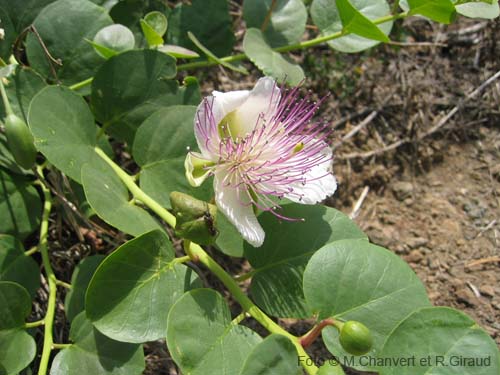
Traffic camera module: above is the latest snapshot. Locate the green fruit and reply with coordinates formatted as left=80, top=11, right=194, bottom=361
left=4, top=114, right=37, bottom=169
left=339, top=321, right=373, bottom=356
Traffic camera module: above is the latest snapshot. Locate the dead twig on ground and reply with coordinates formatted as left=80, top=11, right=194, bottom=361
left=350, top=186, right=370, bottom=219
left=333, top=110, right=378, bottom=150
left=336, top=70, right=500, bottom=160
left=465, top=256, right=500, bottom=268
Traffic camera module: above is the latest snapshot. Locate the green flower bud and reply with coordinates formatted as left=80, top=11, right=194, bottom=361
left=338, top=320, right=373, bottom=356
left=170, top=191, right=218, bottom=245
left=4, top=114, right=37, bottom=169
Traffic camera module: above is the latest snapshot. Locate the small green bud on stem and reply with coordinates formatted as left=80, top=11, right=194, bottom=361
left=170, top=191, right=218, bottom=245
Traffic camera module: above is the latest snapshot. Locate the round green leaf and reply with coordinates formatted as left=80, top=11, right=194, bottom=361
left=0, top=7, right=17, bottom=61
left=90, top=49, right=183, bottom=144
left=303, top=239, right=431, bottom=371
left=456, top=0, right=499, bottom=19
left=0, top=281, right=31, bottom=329
left=51, top=312, right=145, bottom=375
left=140, top=11, right=167, bottom=46
left=0, top=329, right=36, bottom=375
left=25, top=0, right=113, bottom=85
left=0, top=235, right=40, bottom=297
left=243, top=28, right=305, bottom=86
left=28, top=86, right=102, bottom=183
left=166, top=289, right=262, bottom=375
left=0, top=170, right=42, bottom=241
left=139, top=158, right=213, bottom=210
left=380, top=307, right=500, bottom=375
left=81, top=159, right=162, bottom=237
left=404, top=0, right=457, bottom=23
left=244, top=204, right=367, bottom=319
left=64, top=255, right=105, bottom=322
left=132, top=106, right=197, bottom=166
left=144, top=11, right=168, bottom=36
left=0, top=0, right=56, bottom=33
left=166, top=0, right=235, bottom=57
left=91, top=24, right=135, bottom=59
left=239, top=334, right=301, bottom=375
left=86, top=230, right=200, bottom=343
left=311, top=0, right=393, bottom=53
left=0, top=281, right=36, bottom=375
left=108, top=0, right=169, bottom=46
left=243, top=0, right=307, bottom=47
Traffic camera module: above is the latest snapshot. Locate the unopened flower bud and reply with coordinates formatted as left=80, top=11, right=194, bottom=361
left=170, top=191, right=218, bottom=245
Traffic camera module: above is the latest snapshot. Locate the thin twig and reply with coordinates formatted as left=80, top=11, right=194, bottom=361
left=466, top=281, right=481, bottom=298
left=475, top=219, right=497, bottom=239
left=338, top=137, right=409, bottom=160
left=337, top=70, right=500, bottom=160
left=27, top=25, right=62, bottom=83
left=420, top=70, right=500, bottom=139
left=333, top=110, right=378, bottom=150
left=465, top=256, right=500, bottom=268
left=350, top=186, right=370, bottom=219
left=388, top=41, right=448, bottom=47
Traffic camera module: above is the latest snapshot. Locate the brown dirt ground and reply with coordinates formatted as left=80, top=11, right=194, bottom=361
left=26, top=12, right=500, bottom=375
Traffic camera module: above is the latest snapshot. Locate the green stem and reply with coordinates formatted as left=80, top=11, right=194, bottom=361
left=25, top=319, right=45, bottom=328
left=94, top=148, right=319, bottom=375
left=0, top=80, right=13, bottom=116
left=94, top=147, right=177, bottom=226
left=172, top=255, right=191, bottom=265
left=177, top=11, right=407, bottom=71
left=67, top=11, right=407, bottom=89
left=37, top=167, right=55, bottom=375
left=55, top=279, right=72, bottom=289
left=188, top=243, right=318, bottom=374
left=25, top=245, right=38, bottom=256
left=69, top=77, right=93, bottom=91
left=231, top=311, right=248, bottom=326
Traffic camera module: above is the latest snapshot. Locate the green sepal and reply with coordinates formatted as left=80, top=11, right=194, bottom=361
left=170, top=191, right=218, bottom=245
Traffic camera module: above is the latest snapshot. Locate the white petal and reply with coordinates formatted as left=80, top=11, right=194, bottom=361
left=194, top=90, right=249, bottom=158
left=214, top=170, right=265, bottom=247
left=285, top=145, right=337, bottom=204
left=184, top=152, right=215, bottom=187
left=231, top=77, right=281, bottom=138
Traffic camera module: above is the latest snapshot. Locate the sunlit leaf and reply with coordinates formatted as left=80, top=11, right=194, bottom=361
left=243, top=28, right=304, bottom=85
left=86, top=230, right=201, bottom=343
